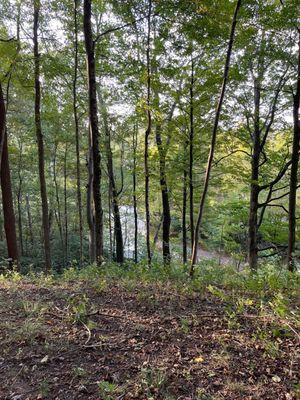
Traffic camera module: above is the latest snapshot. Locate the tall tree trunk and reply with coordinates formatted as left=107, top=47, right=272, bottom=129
left=83, top=0, right=103, bottom=263
left=26, top=193, right=34, bottom=247
left=248, top=77, right=261, bottom=271
left=144, top=0, right=152, bottom=266
left=190, top=0, right=242, bottom=275
left=73, top=0, right=83, bottom=265
left=0, top=83, right=19, bottom=268
left=64, top=144, right=68, bottom=262
left=189, top=58, right=195, bottom=248
left=287, top=33, right=300, bottom=271
left=155, top=121, right=171, bottom=265
left=108, top=181, right=113, bottom=259
left=133, top=122, right=138, bottom=263
left=1, top=132, right=19, bottom=268
left=33, top=0, right=51, bottom=273
left=97, top=87, right=124, bottom=263
left=0, top=82, right=6, bottom=173
left=182, top=140, right=188, bottom=263
left=53, top=144, right=65, bottom=261
left=87, top=139, right=96, bottom=262
left=17, top=141, right=24, bottom=256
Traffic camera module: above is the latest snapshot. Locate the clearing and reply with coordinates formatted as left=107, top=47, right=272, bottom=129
left=0, top=267, right=299, bottom=399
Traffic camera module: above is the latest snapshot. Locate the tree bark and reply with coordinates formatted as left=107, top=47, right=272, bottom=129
left=53, top=144, right=65, bottom=261
left=287, top=33, right=300, bottom=271
left=87, top=140, right=96, bottom=263
left=63, top=144, right=68, bottom=262
left=33, top=0, right=51, bottom=273
left=189, top=58, right=195, bottom=248
left=83, top=0, right=103, bottom=263
left=0, top=84, right=6, bottom=175
left=17, top=141, right=24, bottom=256
left=1, top=132, right=19, bottom=268
left=145, top=0, right=152, bottom=267
left=182, top=140, right=188, bottom=263
left=26, top=193, right=34, bottom=247
left=97, top=86, right=124, bottom=263
left=133, top=122, right=138, bottom=263
left=73, top=0, right=83, bottom=265
left=108, top=181, right=113, bottom=259
left=248, top=77, right=261, bottom=271
left=190, top=0, right=242, bottom=275
left=155, top=121, right=171, bottom=265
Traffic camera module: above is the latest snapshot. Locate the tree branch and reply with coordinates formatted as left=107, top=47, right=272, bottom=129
left=259, top=158, right=293, bottom=191
left=94, top=15, right=151, bottom=44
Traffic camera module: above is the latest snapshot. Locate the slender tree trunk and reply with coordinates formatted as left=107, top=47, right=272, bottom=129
left=190, top=0, right=242, bottom=275
left=248, top=78, right=261, bottom=271
left=97, top=87, right=124, bottom=263
left=133, top=122, right=138, bottom=263
left=189, top=58, right=195, bottom=248
left=0, top=208, right=2, bottom=242
left=0, top=84, right=6, bottom=174
left=53, top=144, right=64, bottom=260
left=87, top=136, right=96, bottom=262
left=182, top=141, right=188, bottom=263
left=17, top=141, right=24, bottom=256
left=83, top=0, right=103, bottom=263
left=73, top=0, right=83, bottom=265
left=26, top=193, right=34, bottom=247
left=108, top=181, right=113, bottom=259
left=64, top=144, right=68, bottom=262
left=33, top=0, right=51, bottom=273
left=287, top=33, right=300, bottom=271
left=152, top=213, right=163, bottom=253
left=145, top=0, right=152, bottom=266
left=155, top=121, right=171, bottom=265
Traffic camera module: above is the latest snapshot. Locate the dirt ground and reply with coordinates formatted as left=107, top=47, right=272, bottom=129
left=0, top=280, right=299, bottom=399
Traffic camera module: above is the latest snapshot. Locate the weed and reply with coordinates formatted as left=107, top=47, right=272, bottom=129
left=294, top=381, right=300, bottom=398
left=141, top=367, right=167, bottom=396
left=73, top=366, right=87, bottom=379
left=98, top=380, right=119, bottom=400
left=196, top=388, right=214, bottom=400
left=21, top=300, right=49, bottom=317
left=11, top=319, right=44, bottom=344
left=38, top=379, right=50, bottom=397
left=67, top=293, right=89, bottom=324
left=180, top=318, right=191, bottom=334
left=92, top=278, right=108, bottom=294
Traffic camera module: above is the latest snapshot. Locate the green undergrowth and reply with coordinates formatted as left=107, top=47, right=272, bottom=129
left=0, top=260, right=299, bottom=368
left=1, top=259, right=299, bottom=324
left=1, top=259, right=299, bottom=298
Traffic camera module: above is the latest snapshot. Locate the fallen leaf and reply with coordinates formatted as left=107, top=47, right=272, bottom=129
left=272, top=375, right=281, bottom=382
left=40, top=355, right=49, bottom=364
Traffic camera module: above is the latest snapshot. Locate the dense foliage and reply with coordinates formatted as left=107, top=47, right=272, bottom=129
left=0, top=0, right=299, bottom=272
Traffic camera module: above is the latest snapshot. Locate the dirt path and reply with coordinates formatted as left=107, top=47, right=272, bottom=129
left=197, top=248, right=235, bottom=265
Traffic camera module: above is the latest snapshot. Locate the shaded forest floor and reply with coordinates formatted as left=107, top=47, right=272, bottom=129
left=0, top=264, right=299, bottom=399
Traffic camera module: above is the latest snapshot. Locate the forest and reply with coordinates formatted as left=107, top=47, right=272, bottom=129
left=0, top=0, right=299, bottom=399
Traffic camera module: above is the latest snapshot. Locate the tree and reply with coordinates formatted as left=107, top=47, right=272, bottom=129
left=144, top=0, right=152, bottom=266
left=190, top=0, right=242, bottom=275
left=33, top=0, right=51, bottom=272
left=73, top=0, right=83, bottom=265
left=286, top=32, right=300, bottom=270
left=83, top=0, right=103, bottom=264
left=0, top=83, right=18, bottom=268
left=98, top=87, right=124, bottom=263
